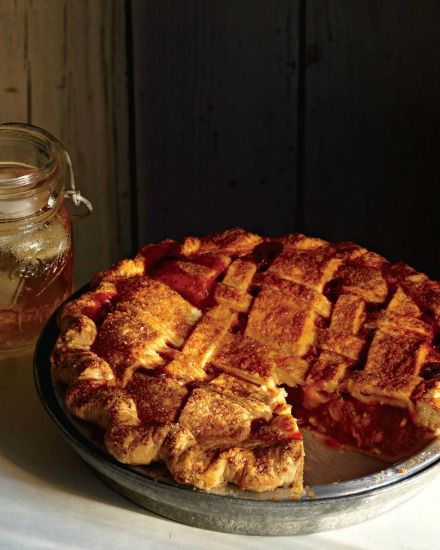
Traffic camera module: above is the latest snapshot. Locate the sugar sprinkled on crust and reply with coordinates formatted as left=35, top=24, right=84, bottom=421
left=52, top=228, right=440, bottom=492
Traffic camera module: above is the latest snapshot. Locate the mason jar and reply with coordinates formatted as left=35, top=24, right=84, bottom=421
left=0, top=123, right=90, bottom=355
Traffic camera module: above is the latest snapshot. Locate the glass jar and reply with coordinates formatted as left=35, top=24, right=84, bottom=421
left=0, top=123, right=90, bottom=355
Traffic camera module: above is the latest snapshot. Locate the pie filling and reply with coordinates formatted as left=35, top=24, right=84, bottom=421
left=52, top=228, right=440, bottom=493
left=287, top=387, right=429, bottom=460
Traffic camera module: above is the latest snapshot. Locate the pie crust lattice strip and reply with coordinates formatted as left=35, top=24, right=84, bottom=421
left=51, top=228, right=440, bottom=494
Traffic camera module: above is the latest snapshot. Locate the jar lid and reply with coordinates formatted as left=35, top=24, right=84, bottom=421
left=0, top=124, right=61, bottom=218
left=0, top=123, right=92, bottom=220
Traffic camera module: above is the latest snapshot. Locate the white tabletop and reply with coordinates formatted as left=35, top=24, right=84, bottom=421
left=0, top=353, right=438, bottom=550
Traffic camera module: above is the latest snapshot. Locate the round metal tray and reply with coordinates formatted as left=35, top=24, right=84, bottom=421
left=34, top=298, right=440, bottom=535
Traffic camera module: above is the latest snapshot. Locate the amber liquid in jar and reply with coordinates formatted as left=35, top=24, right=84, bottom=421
left=0, top=210, right=73, bottom=352
left=0, top=135, right=75, bottom=354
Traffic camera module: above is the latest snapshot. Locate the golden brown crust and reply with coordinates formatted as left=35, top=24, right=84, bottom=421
left=164, top=305, right=236, bottom=383
left=116, top=276, right=202, bottom=346
left=245, top=277, right=320, bottom=357
left=52, top=227, right=440, bottom=493
left=413, top=378, right=440, bottom=431
left=196, top=227, right=263, bottom=256
left=269, top=240, right=342, bottom=292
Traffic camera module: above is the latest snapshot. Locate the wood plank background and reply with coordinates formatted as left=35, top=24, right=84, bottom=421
left=304, top=0, right=440, bottom=277
left=1, top=0, right=439, bottom=284
left=0, top=0, right=133, bottom=285
left=131, top=0, right=299, bottom=244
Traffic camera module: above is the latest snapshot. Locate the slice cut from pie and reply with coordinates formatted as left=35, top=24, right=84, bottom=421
left=51, top=228, right=440, bottom=494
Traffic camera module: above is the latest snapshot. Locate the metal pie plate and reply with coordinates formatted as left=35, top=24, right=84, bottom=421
left=34, top=297, right=440, bottom=535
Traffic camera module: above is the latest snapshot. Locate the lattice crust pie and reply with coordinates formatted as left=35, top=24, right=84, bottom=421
left=51, top=228, right=440, bottom=494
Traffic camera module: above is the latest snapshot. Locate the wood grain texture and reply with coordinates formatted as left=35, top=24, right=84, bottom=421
left=131, top=0, right=300, bottom=244
left=2, top=0, right=439, bottom=281
left=304, top=1, right=440, bottom=277
left=0, top=2, right=29, bottom=123
left=0, top=0, right=132, bottom=286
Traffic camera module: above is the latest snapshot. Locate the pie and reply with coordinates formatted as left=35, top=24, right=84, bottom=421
left=51, top=228, right=440, bottom=494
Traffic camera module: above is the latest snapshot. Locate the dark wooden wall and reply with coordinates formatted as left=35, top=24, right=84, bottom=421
left=131, top=0, right=299, bottom=244
left=1, top=1, right=439, bottom=284
left=304, top=1, right=440, bottom=277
